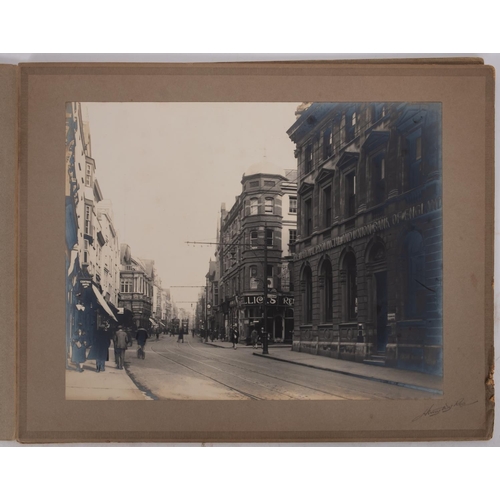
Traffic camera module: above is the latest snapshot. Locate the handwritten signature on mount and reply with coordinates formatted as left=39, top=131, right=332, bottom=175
left=412, top=398, right=478, bottom=423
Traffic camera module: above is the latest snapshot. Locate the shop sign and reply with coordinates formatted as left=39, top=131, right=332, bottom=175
left=242, top=295, right=294, bottom=306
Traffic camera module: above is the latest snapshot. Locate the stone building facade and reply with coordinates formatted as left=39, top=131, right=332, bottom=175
left=218, top=162, right=297, bottom=343
left=287, top=102, right=442, bottom=374
left=118, top=244, right=154, bottom=330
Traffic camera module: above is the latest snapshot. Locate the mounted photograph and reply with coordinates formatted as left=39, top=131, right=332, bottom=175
left=65, top=101, right=443, bottom=401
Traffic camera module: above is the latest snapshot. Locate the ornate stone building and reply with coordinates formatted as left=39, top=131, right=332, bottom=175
left=118, top=244, right=154, bottom=330
left=287, top=102, right=442, bottom=374
left=218, top=162, right=297, bottom=343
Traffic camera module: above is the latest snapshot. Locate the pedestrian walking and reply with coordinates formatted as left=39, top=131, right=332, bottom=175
left=135, top=328, right=148, bottom=360
left=251, top=327, right=259, bottom=349
left=88, top=321, right=112, bottom=372
left=114, top=325, right=129, bottom=369
left=177, top=327, right=185, bottom=343
left=71, top=325, right=88, bottom=372
left=231, top=326, right=239, bottom=349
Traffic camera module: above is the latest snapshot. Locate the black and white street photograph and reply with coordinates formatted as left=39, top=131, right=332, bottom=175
left=65, top=101, right=443, bottom=401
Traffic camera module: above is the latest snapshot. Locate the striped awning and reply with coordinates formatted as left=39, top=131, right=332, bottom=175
left=92, top=285, right=118, bottom=322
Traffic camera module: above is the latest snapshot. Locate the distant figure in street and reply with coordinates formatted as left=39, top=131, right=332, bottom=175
left=71, top=325, right=88, bottom=372
left=177, top=327, right=185, bottom=343
left=88, top=321, right=112, bottom=372
left=251, top=327, right=259, bottom=349
left=231, top=326, right=239, bottom=349
left=155, top=329, right=160, bottom=341
left=135, top=328, right=148, bottom=360
left=135, top=328, right=148, bottom=353
left=114, top=326, right=129, bottom=369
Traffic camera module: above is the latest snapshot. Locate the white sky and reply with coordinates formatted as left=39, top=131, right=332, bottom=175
left=84, top=102, right=300, bottom=306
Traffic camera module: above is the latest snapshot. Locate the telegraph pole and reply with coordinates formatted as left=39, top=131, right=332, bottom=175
left=262, top=223, right=269, bottom=355
left=205, top=278, right=209, bottom=342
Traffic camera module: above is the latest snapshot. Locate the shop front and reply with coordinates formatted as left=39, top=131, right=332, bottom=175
left=240, top=293, right=294, bottom=343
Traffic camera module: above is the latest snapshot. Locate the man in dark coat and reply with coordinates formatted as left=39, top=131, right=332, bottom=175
left=88, top=322, right=112, bottom=372
left=136, top=328, right=148, bottom=347
left=135, top=328, right=148, bottom=360
left=114, top=326, right=129, bottom=369
left=71, top=325, right=87, bottom=372
left=231, top=326, right=239, bottom=349
left=177, top=327, right=185, bottom=343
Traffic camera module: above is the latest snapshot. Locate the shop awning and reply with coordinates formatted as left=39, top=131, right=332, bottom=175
left=149, top=318, right=158, bottom=326
left=92, top=284, right=118, bottom=322
left=67, top=248, right=79, bottom=277
left=159, top=321, right=166, bottom=327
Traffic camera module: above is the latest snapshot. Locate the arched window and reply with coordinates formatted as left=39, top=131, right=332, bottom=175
left=302, top=266, right=313, bottom=324
left=343, top=252, right=357, bottom=321
left=404, top=230, right=425, bottom=318
left=321, top=259, right=333, bottom=323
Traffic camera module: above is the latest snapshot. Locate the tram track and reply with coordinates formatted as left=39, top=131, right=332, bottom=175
left=150, top=339, right=356, bottom=400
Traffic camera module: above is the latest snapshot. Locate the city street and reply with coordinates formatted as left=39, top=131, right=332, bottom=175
left=124, top=335, right=437, bottom=400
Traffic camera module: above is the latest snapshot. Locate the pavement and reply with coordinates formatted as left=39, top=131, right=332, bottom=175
left=251, top=348, right=443, bottom=395
left=66, top=349, right=150, bottom=400
left=204, top=340, right=291, bottom=349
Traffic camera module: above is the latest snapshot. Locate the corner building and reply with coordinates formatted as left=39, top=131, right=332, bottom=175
left=218, top=162, right=297, bottom=342
left=287, top=102, right=442, bottom=375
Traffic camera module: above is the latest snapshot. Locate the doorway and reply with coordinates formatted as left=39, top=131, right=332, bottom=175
left=375, top=271, right=388, bottom=352
left=274, top=316, right=283, bottom=341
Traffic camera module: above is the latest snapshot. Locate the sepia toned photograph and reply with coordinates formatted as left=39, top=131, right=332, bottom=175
left=65, top=101, right=443, bottom=401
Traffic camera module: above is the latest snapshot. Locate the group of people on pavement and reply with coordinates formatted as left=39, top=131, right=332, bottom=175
left=70, top=322, right=151, bottom=373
